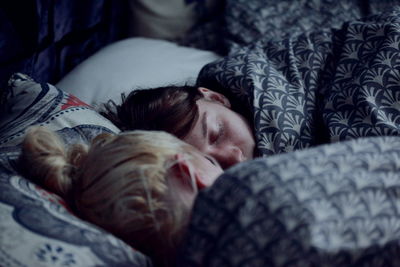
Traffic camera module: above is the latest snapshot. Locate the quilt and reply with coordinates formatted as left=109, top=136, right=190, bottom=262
left=179, top=136, right=400, bottom=266
left=179, top=1, right=400, bottom=266
left=197, top=1, right=400, bottom=156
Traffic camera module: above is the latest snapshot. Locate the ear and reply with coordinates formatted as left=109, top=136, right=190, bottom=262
left=197, top=87, right=231, bottom=108
left=170, top=154, right=207, bottom=191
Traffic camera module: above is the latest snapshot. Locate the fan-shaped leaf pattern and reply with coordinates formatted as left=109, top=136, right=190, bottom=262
left=198, top=7, right=400, bottom=156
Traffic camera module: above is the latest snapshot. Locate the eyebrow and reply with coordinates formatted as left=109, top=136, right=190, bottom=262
left=202, top=112, right=208, bottom=140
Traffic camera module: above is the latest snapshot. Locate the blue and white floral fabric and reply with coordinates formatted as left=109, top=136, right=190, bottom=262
left=198, top=7, right=400, bottom=156
left=0, top=74, right=152, bottom=267
left=179, top=136, right=400, bottom=266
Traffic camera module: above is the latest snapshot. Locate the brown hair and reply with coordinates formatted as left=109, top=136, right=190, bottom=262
left=100, top=85, right=203, bottom=138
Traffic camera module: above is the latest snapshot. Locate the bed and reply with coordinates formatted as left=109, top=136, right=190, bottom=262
left=2, top=0, right=400, bottom=266
left=0, top=1, right=219, bottom=266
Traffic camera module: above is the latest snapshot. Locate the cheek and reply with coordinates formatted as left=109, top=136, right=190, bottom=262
left=226, top=120, right=247, bottom=143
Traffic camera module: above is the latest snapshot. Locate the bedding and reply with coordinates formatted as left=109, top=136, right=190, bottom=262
left=183, top=0, right=398, bottom=53
left=0, top=73, right=152, bottom=266
left=56, top=37, right=221, bottom=106
left=3, top=1, right=400, bottom=266
left=179, top=136, right=400, bottom=266
left=196, top=2, right=400, bottom=156
left=0, top=1, right=129, bottom=89
left=128, top=0, right=222, bottom=41
left=176, top=1, right=400, bottom=265
left=222, top=0, right=399, bottom=52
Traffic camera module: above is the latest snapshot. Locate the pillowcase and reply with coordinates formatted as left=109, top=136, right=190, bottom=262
left=127, top=0, right=220, bottom=41
left=0, top=73, right=120, bottom=147
left=0, top=73, right=152, bottom=267
left=56, top=37, right=221, bottom=106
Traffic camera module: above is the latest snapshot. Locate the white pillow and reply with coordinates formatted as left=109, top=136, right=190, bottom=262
left=56, top=37, right=221, bottom=106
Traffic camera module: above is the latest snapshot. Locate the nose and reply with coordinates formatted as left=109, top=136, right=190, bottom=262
left=211, top=146, right=244, bottom=169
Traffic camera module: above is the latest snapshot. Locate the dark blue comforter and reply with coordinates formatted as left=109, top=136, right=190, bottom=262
left=180, top=1, right=400, bottom=266
left=180, top=136, right=400, bottom=266
left=197, top=2, right=400, bottom=156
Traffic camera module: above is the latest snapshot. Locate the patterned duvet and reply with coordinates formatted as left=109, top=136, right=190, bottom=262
left=180, top=137, right=400, bottom=266
left=198, top=5, right=400, bottom=156
left=179, top=1, right=400, bottom=266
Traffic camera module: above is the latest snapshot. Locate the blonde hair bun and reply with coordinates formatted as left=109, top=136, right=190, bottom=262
left=20, top=126, right=88, bottom=198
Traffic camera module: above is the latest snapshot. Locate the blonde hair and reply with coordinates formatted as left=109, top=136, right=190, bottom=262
left=19, top=126, right=199, bottom=266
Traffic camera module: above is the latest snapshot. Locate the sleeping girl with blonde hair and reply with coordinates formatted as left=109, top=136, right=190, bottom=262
left=19, top=126, right=223, bottom=267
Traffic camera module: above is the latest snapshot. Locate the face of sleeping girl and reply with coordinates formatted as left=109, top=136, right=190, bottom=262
left=183, top=87, right=256, bottom=169
left=20, top=127, right=221, bottom=267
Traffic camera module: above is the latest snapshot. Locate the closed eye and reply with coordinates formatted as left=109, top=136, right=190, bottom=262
left=205, top=155, right=217, bottom=166
left=212, top=121, right=224, bottom=145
